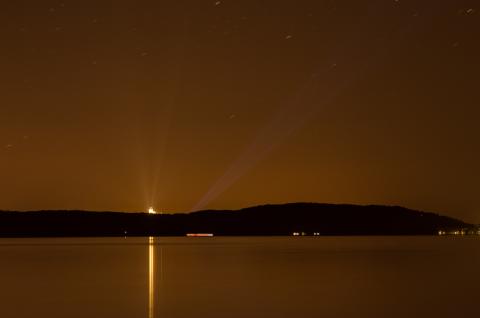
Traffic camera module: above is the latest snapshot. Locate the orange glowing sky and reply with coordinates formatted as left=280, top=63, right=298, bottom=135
left=1, top=1, right=479, bottom=222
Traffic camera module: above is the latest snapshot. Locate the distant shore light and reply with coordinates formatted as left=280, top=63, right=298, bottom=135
left=148, top=207, right=157, bottom=214
left=186, top=233, right=214, bottom=237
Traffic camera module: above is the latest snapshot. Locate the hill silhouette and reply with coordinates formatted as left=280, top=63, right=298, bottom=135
left=0, top=203, right=473, bottom=237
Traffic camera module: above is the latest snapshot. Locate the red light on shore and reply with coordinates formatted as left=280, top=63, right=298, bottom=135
left=186, top=233, right=214, bottom=237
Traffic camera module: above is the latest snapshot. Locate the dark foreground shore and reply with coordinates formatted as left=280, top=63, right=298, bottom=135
left=0, top=203, right=474, bottom=237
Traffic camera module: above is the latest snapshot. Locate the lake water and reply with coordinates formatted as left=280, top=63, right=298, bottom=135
left=0, top=237, right=478, bottom=318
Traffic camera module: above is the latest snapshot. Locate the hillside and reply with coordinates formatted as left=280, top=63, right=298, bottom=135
left=0, top=203, right=472, bottom=237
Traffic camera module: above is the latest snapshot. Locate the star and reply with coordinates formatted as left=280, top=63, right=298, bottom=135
left=459, top=8, right=476, bottom=15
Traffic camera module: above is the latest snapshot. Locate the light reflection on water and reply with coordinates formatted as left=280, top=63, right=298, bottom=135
left=0, top=237, right=480, bottom=318
left=149, top=237, right=154, bottom=318
left=149, top=237, right=164, bottom=318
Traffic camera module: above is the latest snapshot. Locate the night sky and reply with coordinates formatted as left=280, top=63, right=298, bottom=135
left=1, top=1, right=479, bottom=222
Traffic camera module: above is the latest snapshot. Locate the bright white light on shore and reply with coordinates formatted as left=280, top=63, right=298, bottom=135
left=148, top=207, right=157, bottom=214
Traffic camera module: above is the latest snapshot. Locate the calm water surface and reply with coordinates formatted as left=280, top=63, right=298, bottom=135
left=0, top=237, right=478, bottom=318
